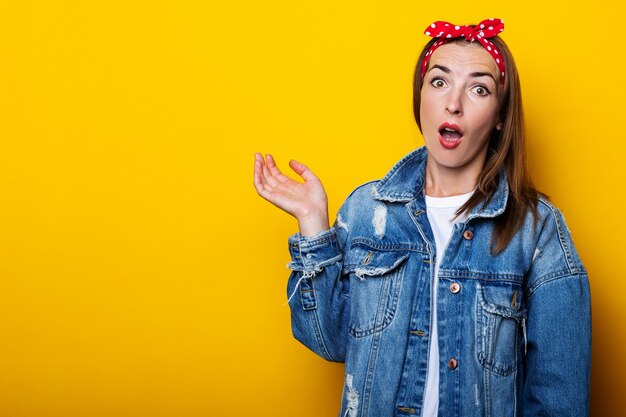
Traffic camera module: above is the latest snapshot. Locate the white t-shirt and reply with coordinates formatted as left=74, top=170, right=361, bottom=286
left=422, top=191, right=473, bottom=417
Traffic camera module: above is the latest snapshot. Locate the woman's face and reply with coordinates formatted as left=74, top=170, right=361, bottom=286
left=420, top=41, right=502, bottom=174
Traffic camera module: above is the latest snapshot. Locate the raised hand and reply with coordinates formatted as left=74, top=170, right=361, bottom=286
left=254, top=153, right=329, bottom=236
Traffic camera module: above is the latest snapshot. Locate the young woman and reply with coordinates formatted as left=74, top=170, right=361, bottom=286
left=254, top=18, right=591, bottom=417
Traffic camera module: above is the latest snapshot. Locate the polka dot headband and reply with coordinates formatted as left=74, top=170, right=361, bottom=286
left=421, top=18, right=506, bottom=87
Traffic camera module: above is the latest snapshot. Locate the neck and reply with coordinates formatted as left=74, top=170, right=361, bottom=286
left=424, top=151, right=487, bottom=197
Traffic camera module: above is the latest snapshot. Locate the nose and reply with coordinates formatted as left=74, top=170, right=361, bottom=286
left=445, top=89, right=463, bottom=116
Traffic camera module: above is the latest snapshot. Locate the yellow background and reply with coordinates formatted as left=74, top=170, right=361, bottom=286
left=0, top=1, right=623, bottom=416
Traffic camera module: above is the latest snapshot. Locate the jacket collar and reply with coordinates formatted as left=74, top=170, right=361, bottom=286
left=372, top=146, right=509, bottom=219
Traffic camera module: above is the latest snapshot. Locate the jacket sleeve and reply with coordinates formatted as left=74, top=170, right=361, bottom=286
left=286, top=221, right=350, bottom=363
left=522, top=204, right=591, bottom=416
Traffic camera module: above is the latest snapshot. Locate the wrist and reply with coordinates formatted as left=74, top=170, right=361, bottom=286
left=297, top=210, right=330, bottom=237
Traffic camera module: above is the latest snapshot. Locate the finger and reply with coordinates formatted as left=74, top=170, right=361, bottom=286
left=255, top=176, right=276, bottom=202
left=254, top=153, right=278, bottom=195
left=254, top=174, right=270, bottom=197
left=265, top=154, right=280, bottom=172
left=254, top=164, right=270, bottom=198
left=289, top=159, right=318, bottom=182
left=253, top=153, right=267, bottom=188
left=265, top=154, right=291, bottom=183
left=254, top=153, right=263, bottom=177
left=262, top=160, right=279, bottom=188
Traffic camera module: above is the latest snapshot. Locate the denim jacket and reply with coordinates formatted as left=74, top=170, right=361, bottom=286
left=286, top=147, right=591, bottom=417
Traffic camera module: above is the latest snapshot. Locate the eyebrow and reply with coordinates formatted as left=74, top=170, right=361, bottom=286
left=430, top=64, right=450, bottom=74
left=469, top=72, right=497, bottom=83
left=429, top=65, right=497, bottom=83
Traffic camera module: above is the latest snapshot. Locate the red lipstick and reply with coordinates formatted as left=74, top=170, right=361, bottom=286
left=438, top=122, right=463, bottom=149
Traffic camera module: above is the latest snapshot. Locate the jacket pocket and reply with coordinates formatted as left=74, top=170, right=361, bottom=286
left=343, top=242, right=410, bottom=338
left=475, top=282, right=527, bottom=376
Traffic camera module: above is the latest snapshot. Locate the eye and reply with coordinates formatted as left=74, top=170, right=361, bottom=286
left=430, top=78, right=447, bottom=89
left=471, top=85, right=491, bottom=96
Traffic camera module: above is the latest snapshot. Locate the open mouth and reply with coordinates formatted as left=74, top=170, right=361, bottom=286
left=438, top=124, right=463, bottom=149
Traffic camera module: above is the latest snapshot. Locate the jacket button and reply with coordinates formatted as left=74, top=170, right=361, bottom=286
left=449, top=282, right=461, bottom=294
left=448, top=358, right=458, bottom=369
left=463, top=229, right=474, bottom=240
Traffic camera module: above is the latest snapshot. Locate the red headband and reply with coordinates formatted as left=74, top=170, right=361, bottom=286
left=421, top=18, right=506, bottom=86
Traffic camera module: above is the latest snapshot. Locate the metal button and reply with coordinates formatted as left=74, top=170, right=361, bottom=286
left=449, top=282, right=461, bottom=294
left=398, top=407, right=417, bottom=414
left=463, top=229, right=474, bottom=240
left=448, top=358, right=458, bottom=369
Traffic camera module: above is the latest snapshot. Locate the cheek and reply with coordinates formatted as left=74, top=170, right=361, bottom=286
left=477, top=113, right=497, bottom=130
left=472, top=102, right=500, bottom=132
left=419, top=93, right=437, bottom=128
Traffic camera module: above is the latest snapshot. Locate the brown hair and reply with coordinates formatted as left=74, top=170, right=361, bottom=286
left=413, top=36, right=542, bottom=254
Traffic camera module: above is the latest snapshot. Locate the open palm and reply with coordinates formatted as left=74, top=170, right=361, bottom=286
left=254, top=153, right=329, bottom=236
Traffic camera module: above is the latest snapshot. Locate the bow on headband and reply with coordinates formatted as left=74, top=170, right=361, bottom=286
left=421, top=18, right=506, bottom=86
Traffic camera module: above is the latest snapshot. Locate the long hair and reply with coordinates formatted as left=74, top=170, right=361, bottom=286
left=413, top=36, right=542, bottom=255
